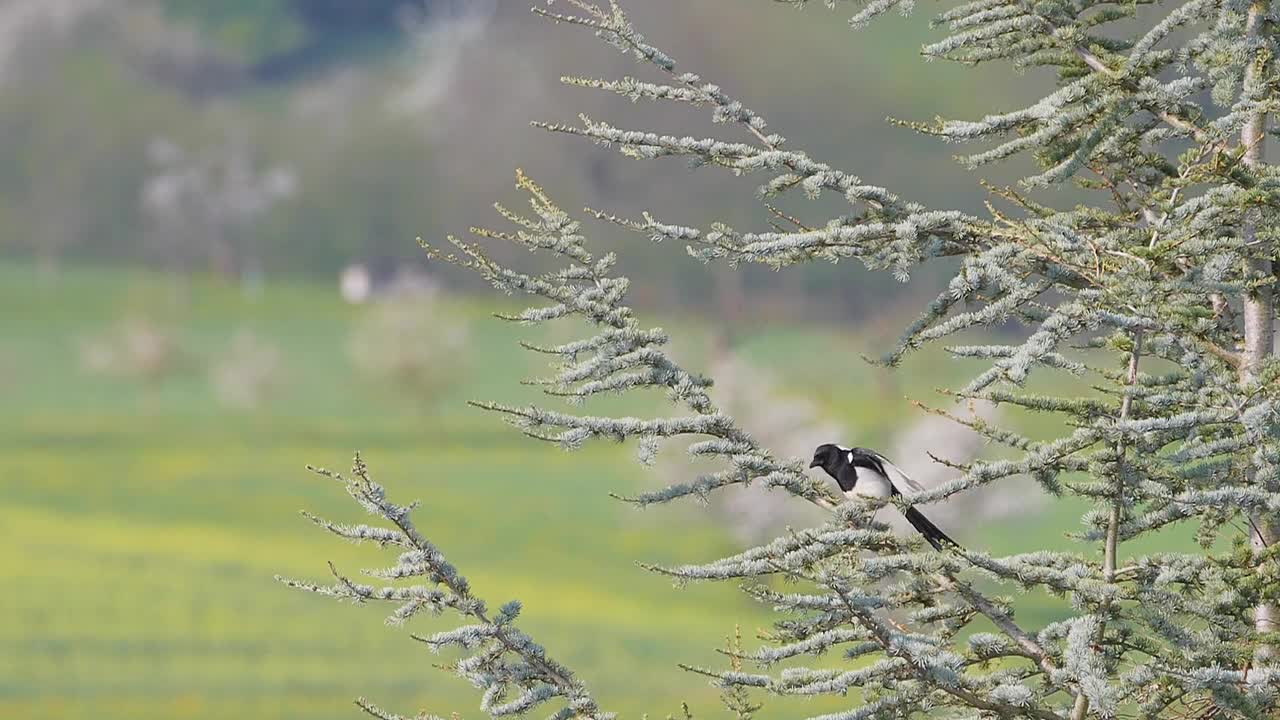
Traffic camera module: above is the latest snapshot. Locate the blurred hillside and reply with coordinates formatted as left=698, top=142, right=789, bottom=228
left=0, top=0, right=1045, bottom=320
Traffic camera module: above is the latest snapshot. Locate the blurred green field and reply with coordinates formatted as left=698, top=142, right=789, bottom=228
left=0, top=263, right=1198, bottom=719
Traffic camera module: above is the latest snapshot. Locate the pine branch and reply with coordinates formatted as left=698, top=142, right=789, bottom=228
left=280, top=454, right=611, bottom=720
left=286, top=4, right=1280, bottom=718
left=438, top=170, right=1087, bottom=713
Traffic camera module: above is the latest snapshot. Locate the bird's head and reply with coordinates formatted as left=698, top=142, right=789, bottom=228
left=809, top=443, right=843, bottom=472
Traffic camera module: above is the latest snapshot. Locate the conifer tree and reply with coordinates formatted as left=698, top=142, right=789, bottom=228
left=282, top=1, right=1280, bottom=718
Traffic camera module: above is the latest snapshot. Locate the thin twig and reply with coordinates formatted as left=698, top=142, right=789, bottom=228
left=1070, top=330, right=1142, bottom=720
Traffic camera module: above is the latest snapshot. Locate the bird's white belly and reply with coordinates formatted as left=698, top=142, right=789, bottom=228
left=846, top=467, right=894, bottom=499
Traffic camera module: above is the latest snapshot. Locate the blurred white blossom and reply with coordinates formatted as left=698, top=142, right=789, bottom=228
left=210, top=330, right=282, bottom=409
left=347, top=296, right=468, bottom=403
left=79, top=316, right=188, bottom=383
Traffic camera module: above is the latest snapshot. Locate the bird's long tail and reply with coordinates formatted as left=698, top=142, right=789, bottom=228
left=903, top=506, right=960, bottom=551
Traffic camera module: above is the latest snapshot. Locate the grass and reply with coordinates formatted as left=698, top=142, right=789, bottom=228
left=0, top=263, right=1202, bottom=719
left=0, top=263, right=810, bottom=719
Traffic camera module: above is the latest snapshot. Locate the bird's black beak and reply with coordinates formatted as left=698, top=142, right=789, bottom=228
left=809, top=458, right=821, bottom=468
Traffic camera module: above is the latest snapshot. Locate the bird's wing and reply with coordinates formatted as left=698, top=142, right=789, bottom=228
left=868, top=451, right=926, bottom=493
left=833, top=463, right=858, bottom=493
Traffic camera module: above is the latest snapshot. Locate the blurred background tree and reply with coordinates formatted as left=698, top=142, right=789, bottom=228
left=0, top=0, right=1040, bottom=316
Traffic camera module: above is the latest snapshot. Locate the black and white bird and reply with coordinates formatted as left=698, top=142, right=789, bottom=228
left=809, top=444, right=959, bottom=550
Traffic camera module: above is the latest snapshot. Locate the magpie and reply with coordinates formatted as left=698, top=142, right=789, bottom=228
left=809, top=444, right=959, bottom=550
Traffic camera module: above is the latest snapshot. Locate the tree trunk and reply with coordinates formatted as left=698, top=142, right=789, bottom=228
left=1239, top=0, right=1277, bottom=661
